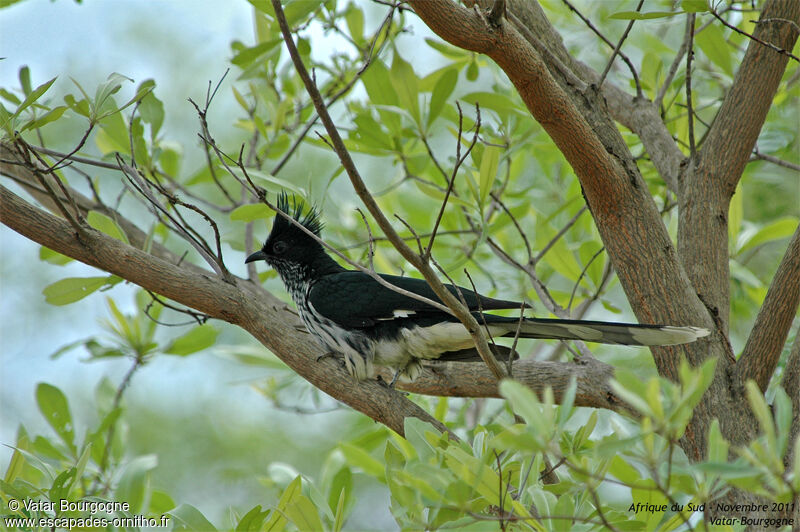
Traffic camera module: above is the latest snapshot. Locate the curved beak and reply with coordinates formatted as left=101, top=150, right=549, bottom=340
left=245, top=250, right=268, bottom=264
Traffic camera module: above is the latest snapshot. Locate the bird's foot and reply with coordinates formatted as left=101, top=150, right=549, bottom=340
left=376, top=374, right=408, bottom=395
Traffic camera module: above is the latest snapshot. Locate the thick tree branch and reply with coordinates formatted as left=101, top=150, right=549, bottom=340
left=781, top=330, right=800, bottom=472
left=736, top=224, right=800, bottom=391
left=408, top=0, right=714, bottom=378
left=380, top=355, right=629, bottom=413
left=678, top=0, right=800, bottom=331
left=501, top=0, right=684, bottom=191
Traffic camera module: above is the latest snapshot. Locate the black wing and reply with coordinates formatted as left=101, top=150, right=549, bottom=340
left=307, top=271, right=523, bottom=328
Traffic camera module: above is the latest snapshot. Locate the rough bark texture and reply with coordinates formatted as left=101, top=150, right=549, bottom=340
left=408, top=0, right=800, bottom=525
left=678, top=0, right=800, bottom=333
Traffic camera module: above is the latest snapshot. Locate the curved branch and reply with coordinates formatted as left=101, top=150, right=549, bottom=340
left=678, top=0, right=800, bottom=331
left=408, top=0, right=714, bottom=378
left=502, top=0, right=684, bottom=191
left=736, top=224, right=800, bottom=391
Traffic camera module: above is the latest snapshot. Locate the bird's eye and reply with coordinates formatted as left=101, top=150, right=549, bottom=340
left=272, top=241, right=288, bottom=254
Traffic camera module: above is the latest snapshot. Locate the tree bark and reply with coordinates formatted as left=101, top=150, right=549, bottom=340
left=408, top=0, right=799, bottom=524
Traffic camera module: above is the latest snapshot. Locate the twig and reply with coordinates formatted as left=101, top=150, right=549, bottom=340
left=562, top=0, right=641, bottom=95
left=566, top=245, right=606, bottom=311
left=489, top=192, right=533, bottom=265
left=685, top=13, right=697, bottom=159
left=597, top=0, right=644, bottom=96
left=711, top=8, right=800, bottom=63
left=425, top=102, right=481, bottom=260
left=270, top=4, right=397, bottom=177
left=356, top=208, right=376, bottom=271
left=487, top=0, right=506, bottom=26
left=532, top=205, right=588, bottom=266
left=751, top=148, right=800, bottom=172
left=271, top=0, right=506, bottom=380
left=144, top=290, right=210, bottom=326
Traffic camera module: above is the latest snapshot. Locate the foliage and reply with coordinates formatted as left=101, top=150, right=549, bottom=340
left=1, top=0, right=798, bottom=530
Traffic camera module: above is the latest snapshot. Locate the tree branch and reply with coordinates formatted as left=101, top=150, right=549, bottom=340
left=408, top=0, right=713, bottom=378
left=678, top=0, right=800, bottom=331
left=736, top=224, right=800, bottom=391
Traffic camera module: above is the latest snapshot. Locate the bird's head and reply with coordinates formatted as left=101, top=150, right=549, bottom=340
left=245, top=193, right=331, bottom=281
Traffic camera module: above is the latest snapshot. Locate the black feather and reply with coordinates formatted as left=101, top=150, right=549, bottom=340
left=275, top=192, right=324, bottom=237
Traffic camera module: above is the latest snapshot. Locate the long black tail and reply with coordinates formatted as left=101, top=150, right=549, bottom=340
left=489, top=316, right=709, bottom=346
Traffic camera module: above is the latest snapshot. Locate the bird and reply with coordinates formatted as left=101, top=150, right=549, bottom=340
left=246, top=194, right=710, bottom=385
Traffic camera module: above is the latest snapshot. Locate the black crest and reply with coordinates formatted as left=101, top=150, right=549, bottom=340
left=274, top=192, right=323, bottom=237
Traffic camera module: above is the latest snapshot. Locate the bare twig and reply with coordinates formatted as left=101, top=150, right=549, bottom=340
left=711, top=8, right=800, bottom=63
left=356, top=208, right=376, bottom=271
left=562, top=0, right=641, bottom=95
left=685, top=13, right=697, bottom=158
left=597, top=0, right=644, bottom=96
left=425, top=102, right=480, bottom=260
left=532, top=205, right=588, bottom=266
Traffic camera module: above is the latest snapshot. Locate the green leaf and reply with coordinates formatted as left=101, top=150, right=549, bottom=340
left=681, top=0, right=709, bottom=12
left=230, top=203, right=272, bottom=222
left=235, top=505, right=270, bottom=532
left=19, top=66, right=32, bottom=95
left=332, top=488, right=347, bottom=532
left=425, top=37, right=470, bottom=60
left=609, top=11, right=680, bottom=20
left=339, top=443, right=384, bottom=478
left=728, top=181, right=743, bottom=247
left=93, top=72, right=133, bottom=119
left=746, top=381, right=775, bottom=446
left=87, top=210, right=129, bottom=243
left=390, top=52, right=420, bottom=124
left=284, top=493, right=324, bottom=532
left=137, top=80, right=164, bottom=138
left=264, top=476, right=301, bottom=531
left=36, top=383, right=76, bottom=453
left=115, top=454, right=158, bottom=513
left=3, top=446, right=26, bottom=484
left=696, top=22, right=733, bottom=76
left=361, top=60, right=398, bottom=106
left=462, top=91, right=523, bottom=117
left=20, top=105, right=68, bottom=132
left=165, top=324, right=219, bottom=356
left=10, top=76, right=57, bottom=120
left=499, top=379, right=552, bottom=444
left=479, top=145, right=501, bottom=206
left=428, top=68, right=458, bottom=126
left=707, top=419, right=729, bottom=463
left=466, top=59, right=479, bottom=81
left=345, top=4, right=364, bottom=44
left=403, top=417, right=441, bottom=461
left=169, top=503, right=218, bottom=531
left=283, top=0, right=319, bottom=26
left=229, top=167, right=306, bottom=196
left=39, top=245, right=73, bottom=266
left=738, top=217, right=798, bottom=254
